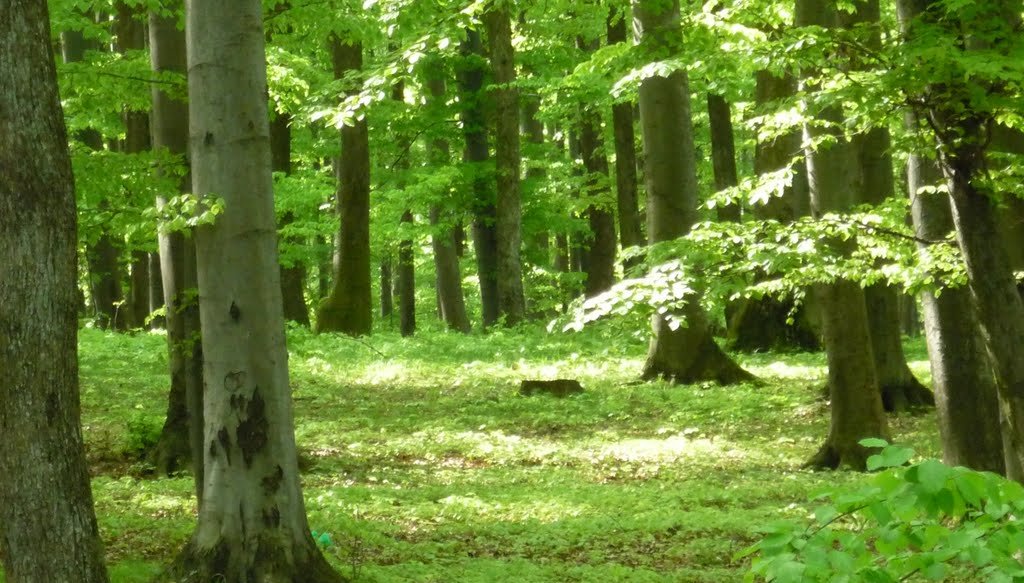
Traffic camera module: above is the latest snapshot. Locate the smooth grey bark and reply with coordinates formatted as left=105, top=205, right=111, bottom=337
left=798, top=0, right=889, bottom=470
left=271, top=111, right=311, bottom=327
left=606, top=11, right=644, bottom=257
left=458, top=28, right=500, bottom=327
left=907, top=146, right=1004, bottom=473
left=707, top=93, right=741, bottom=222
left=168, top=0, right=342, bottom=579
left=0, top=2, right=110, bottom=580
left=148, top=6, right=205, bottom=490
left=485, top=8, right=528, bottom=325
left=634, top=0, right=756, bottom=385
left=318, top=38, right=372, bottom=336
left=425, top=70, right=472, bottom=333
left=897, top=0, right=1024, bottom=479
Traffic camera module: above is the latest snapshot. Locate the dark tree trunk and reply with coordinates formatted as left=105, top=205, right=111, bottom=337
left=728, top=68, right=820, bottom=352
left=485, top=8, right=527, bottom=325
left=271, top=111, right=311, bottom=327
left=128, top=250, right=150, bottom=328
left=398, top=210, right=416, bottom=336
left=798, top=0, right=889, bottom=470
left=578, top=109, right=617, bottom=296
left=318, top=38, right=372, bottom=336
left=707, top=93, right=741, bottom=222
left=458, top=28, right=500, bottom=327
left=425, top=69, right=472, bottom=333
left=169, top=0, right=343, bottom=579
left=635, top=0, right=756, bottom=385
left=0, top=3, right=110, bottom=580
left=845, top=0, right=931, bottom=412
left=606, top=12, right=644, bottom=258
left=907, top=144, right=1004, bottom=473
left=148, top=7, right=204, bottom=491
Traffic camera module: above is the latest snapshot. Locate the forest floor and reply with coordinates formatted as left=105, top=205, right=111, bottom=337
left=68, top=321, right=937, bottom=582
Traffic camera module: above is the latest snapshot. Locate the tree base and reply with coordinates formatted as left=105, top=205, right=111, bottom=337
left=880, top=378, right=934, bottom=412
left=162, top=536, right=347, bottom=583
left=803, top=440, right=874, bottom=471
left=642, top=335, right=760, bottom=386
left=727, top=297, right=821, bottom=353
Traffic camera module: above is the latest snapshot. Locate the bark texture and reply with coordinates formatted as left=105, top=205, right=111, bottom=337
left=707, top=93, right=741, bottom=222
left=458, top=29, right=500, bottom=327
left=634, top=0, right=756, bottom=385
left=169, top=1, right=343, bottom=579
left=148, top=8, right=205, bottom=489
left=798, top=0, right=889, bottom=469
left=576, top=66, right=617, bottom=297
left=0, top=3, right=110, bottom=580
left=907, top=148, right=1003, bottom=473
left=485, top=8, right=528, bottom=325
left=318, top=39, right=372, bottom=336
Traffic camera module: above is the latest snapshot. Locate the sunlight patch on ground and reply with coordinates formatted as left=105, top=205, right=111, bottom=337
left=591, top=434, right=747, bottom=464
left=747, top=360, right=824, bottom=381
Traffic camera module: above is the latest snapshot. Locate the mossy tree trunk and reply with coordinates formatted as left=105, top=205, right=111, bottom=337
left=318, top=38, right=372, bottom=336
left=0, top=2, right=110, bottom=580
left=634, top=0, right=756, bottom=385
left=485, top=6, right=528, bottom=325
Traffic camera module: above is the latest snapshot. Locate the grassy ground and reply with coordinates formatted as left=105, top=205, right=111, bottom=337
left=67, top=321, right=939, bottom=582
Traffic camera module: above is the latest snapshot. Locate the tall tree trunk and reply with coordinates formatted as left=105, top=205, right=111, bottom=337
left=398, top=210, right=416, bottom=336
left=845, top=0, right=932, bottom=412
left=728, top=68, right=820, bottom=352
left=426, top=67, right=472, bottom=333
left=148, top=6, right=205, bottom=491
left=271, top=111, right=311, bottom=327
left=606, top=11, right=644, bottom=258
left=634, top=0, right=756, bottom=385
left=380, top=258, right=394, bottom=319
left=907, top=143, right=1004, bottom=473
left=458, top=28, right=500, bottom=327
left=0, top=3, right=110, bottom=580
left=577, top=106, right=618, bottom=296
left=116, top=2, right=152, bottom=330
left=62, top=28, right=128, bottom=332
left=485, top=8, right=527, bottom=325
left=707, top=93, right=741, bottom=222
left=318, top=38, right=372, bottom=336
left=798, top=0, right=889, bottom=470
left=170, top=1, right=343, bottom=579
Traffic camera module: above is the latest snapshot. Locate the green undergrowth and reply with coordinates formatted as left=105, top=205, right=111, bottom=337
left=63, top=323, right=939, bottom=581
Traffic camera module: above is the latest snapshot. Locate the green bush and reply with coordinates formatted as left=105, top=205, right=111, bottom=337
left=742, top=440, right=1024, bottom=582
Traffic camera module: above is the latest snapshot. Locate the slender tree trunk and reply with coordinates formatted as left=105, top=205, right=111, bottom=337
left=380, top=258, right=394, bottom=319
left=426, top=68, right=472, bottom=333
left=149, top=251, right=166, bottom=328
left=128, top=251, right=150, bottom=327
left=0, top=3, right=110, bottom=580
left=606, top=11, right=644, bottom=258
left=398, top=209, right=416, bottom=336
left=485, top=8, right=527, bottom=325
left=634, top=0, right=756, bottom=385
left=169, top=1, right=343, bottom=579
left=907, top=143, right=1004, bottom=473
left=148, top=7, right=205, bottom=491
left=577, top=107, right=617, bottom=296
left=798, top=0, right=889, bottom=470
left=707, top=93, right=741, bottom=222
left=458, top=29, right=500, bottom=327
left=271, top=111, right=311, bottom=327
left=318, top=38, right=372, bottom=336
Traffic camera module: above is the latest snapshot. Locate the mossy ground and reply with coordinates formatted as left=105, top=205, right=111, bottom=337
left=40, top=322, right=938, bottom=582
